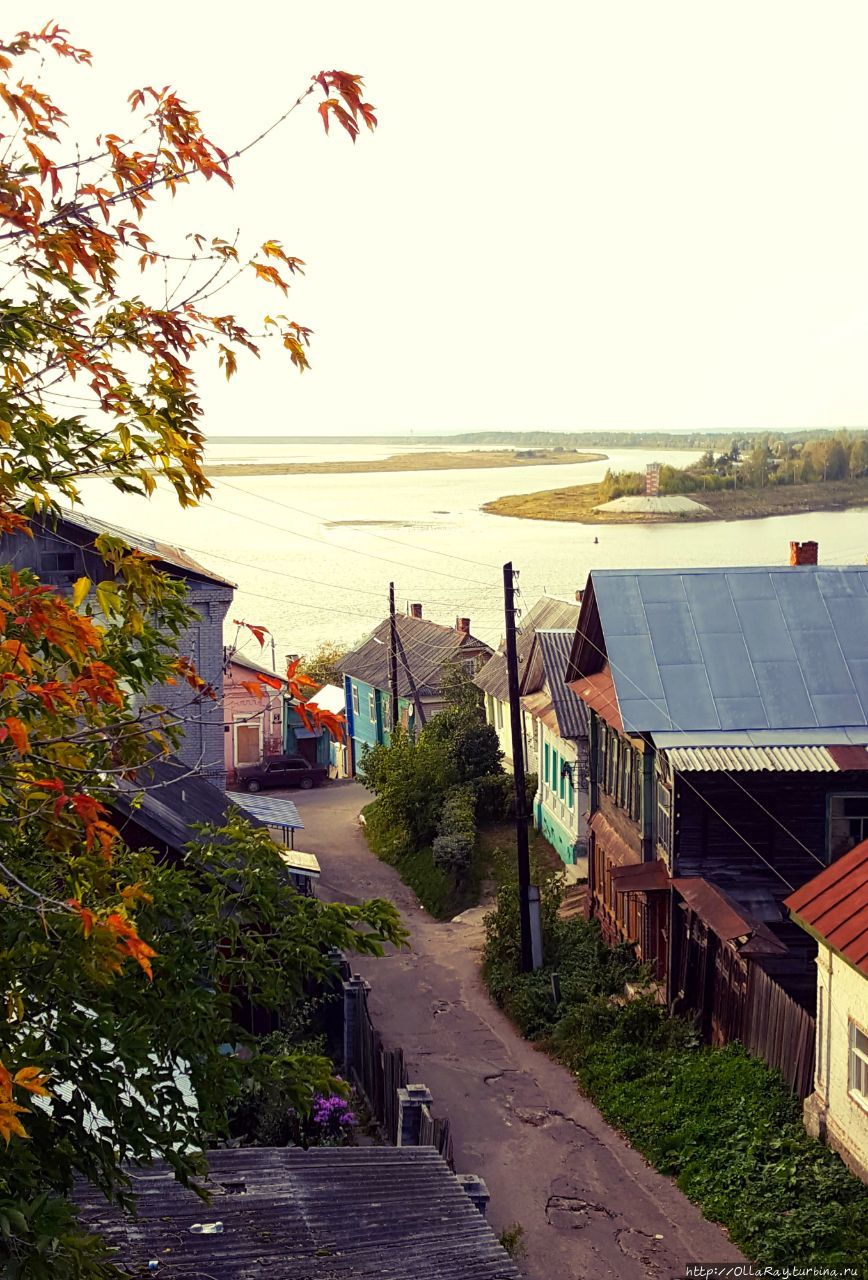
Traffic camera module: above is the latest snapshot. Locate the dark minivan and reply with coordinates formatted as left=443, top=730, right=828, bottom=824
left=236, top=755, right=329, bottom=793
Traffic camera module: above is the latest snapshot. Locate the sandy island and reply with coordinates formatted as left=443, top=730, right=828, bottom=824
left=483, top=477, right=868, bottom=524
left=205, top=448, right=607, bottom=478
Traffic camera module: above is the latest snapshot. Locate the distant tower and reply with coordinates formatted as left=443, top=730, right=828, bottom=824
left=645, top=463, right=660, bottom=497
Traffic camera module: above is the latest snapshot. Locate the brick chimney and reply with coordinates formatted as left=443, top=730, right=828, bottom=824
left=409, top=603, right=423, bottom=619
left=789, top=541, right=818, bottom=566
left=456, top=617, right=470, bottom=635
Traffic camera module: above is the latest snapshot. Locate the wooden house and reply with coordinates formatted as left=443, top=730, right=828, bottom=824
left=786, top=841, right=868, bottom=1181
left=475, top=595, right=580, bottom=773
left=565, top=564, right=868, bottom=1071
left=519, top=628, right=589, bottom=867
left=0, top=508, right=235, bottom=785
left=341, top=607, right=492, bottom=776
left=224, top=651, right=287, bottom=782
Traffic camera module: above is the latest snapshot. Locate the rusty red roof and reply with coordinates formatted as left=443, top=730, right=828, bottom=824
left=568, top=664, right=623, bottom=732
left=785, top=839, right=868, bottom=977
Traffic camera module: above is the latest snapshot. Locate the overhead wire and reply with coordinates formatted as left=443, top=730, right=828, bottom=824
left=213, top=476, right=504, bottom=572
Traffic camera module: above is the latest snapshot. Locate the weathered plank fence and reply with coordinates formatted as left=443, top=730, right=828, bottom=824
left=743, top=965, right=816, bottom=1098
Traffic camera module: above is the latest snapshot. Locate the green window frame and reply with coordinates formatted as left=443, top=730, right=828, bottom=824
left=544, top=742, right=550, bottom=785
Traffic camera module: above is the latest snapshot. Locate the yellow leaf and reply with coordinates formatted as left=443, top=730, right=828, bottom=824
left=71, top=577, right=91, bottom=608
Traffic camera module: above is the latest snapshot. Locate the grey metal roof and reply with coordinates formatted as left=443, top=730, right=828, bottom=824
left=76, top=1146, right=522, bottom=1279
left=342, top=615, right=492, bottom=699
left=583, top=566, right=868, bottom=736
left=536, top=629, right=589, bottom=740
left=227, top=792, right=303, bottom=829
left=475, top=595, right=580, bottom=700
left=111, top=755, right=263, bottom=855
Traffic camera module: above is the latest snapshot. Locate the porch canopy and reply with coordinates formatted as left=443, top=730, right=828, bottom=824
left=610, top=860, right=670, bottom=892
left=227, top=792, right=303, bottom=848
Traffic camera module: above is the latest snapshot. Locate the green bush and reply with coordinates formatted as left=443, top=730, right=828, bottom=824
left=473, top=773, right=514, bottom=823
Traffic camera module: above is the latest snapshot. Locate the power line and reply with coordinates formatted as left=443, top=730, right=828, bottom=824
left=213, top=476, right=504, bottom=572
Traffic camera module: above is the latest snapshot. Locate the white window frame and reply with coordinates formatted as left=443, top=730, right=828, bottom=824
left=849, top=1019, right=868, bottom=1111
left=352, top=684, right=360, bottom=716
left=827, top=793, right=868, bottom=861
left=368, top=689, right=376, bottom=722
left=233, top=713, right=263, bottom=766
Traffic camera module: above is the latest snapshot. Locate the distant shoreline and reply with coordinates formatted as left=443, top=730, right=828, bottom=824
left=205, top=448, right=607, bottom=477
left=483, top=477, right=868, bottom=524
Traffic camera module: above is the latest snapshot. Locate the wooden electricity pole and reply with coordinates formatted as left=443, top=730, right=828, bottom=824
left=388, top=582, right=399, bottom=730
left=503, top=561, right=533, bottom=973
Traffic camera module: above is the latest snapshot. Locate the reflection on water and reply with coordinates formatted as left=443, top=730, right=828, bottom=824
left=78, top=445, right=867, bottom=655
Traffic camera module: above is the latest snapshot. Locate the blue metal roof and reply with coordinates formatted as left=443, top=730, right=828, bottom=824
left=589, top=566, right=868, bottom=736
left=227, top=793, right=304, bottom=829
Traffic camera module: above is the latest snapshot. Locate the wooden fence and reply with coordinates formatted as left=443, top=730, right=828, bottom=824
left=350, top=984, right=454, bottom=1167
left=742, top=964, right=816, bottom=1098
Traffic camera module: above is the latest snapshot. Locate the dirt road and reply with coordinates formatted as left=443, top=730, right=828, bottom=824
left=292, top=780, right=744, bottom=1280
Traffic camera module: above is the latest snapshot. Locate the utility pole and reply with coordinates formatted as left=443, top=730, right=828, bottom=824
left=503, top=562, right=533, bottom=973
left=394, top=630, right=426, bottom=730
left=388, top=582, right=399, bottom=731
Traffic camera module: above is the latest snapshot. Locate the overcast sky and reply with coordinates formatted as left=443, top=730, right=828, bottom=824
left=7, top=2, right=868, bottom=435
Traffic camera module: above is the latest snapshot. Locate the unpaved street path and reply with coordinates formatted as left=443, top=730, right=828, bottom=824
left=292, top=781, right=744, bottom=1280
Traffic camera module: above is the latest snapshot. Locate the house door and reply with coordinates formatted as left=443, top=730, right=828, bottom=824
left=234, top=718, right=262, bottom=766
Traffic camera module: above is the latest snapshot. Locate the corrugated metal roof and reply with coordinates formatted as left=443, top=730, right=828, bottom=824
left=785, top=839, right=868, bottom=977
left=535, top=629, right=589, bottom=740
left=342, top=615, right=491, bottom=700
left=475, top=596, right=579, bottom=700
left=50, top=509, right=235, bottom=587
left=227, top=793, right=303, bottom=829
left=76, top=1146, right=522, bottom=1279
left=665, top=744, right=857, bottom=772
left=572, top=566, right=868, bottom=736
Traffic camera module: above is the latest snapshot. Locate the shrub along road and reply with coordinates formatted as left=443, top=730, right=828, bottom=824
left=293, top=780, right=743, bottom=1280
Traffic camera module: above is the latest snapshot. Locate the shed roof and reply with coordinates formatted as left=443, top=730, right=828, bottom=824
left=76, top=1146, right=522, bottom=1279
left=342, top=614, right=492, bottom=699
left=111, top=755, right=259, bottom=855
left=785, top=839, right=868, bottom=977
left=568, top=566, right=868, bottom=737
left=44, top=509, right=235, bottom=587
left=226, top=792, right=303, bottom=831
left=475, top=595, right=580, bottom=700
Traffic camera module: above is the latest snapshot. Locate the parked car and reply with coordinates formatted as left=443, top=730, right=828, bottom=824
left=236, top=755, right=329, bottom=793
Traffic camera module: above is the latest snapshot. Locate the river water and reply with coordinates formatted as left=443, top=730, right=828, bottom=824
left=76, top=443, right=867, bottom=657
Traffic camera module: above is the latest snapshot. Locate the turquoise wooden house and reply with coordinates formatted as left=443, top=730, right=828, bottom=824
left=341, top=606, right=492, bottom=776
left=520, top=628, right=590, bottom=867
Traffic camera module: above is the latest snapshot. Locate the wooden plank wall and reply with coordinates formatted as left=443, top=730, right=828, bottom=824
left=743, top=964, right=816, bottom=1098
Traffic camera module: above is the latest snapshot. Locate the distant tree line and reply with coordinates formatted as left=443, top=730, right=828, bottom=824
left=598, top=432, right=868, bottom=500
left=423, top=428, right=868, bottom=451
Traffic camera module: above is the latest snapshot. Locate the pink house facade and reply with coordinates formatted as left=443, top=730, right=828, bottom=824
left=224, top=653, right=287, bottom=783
